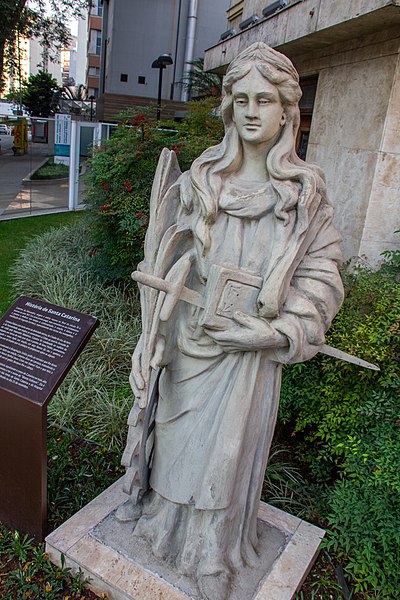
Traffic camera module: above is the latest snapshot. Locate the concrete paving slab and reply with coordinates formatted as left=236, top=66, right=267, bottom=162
left=46, top=478, right=324, bottom=600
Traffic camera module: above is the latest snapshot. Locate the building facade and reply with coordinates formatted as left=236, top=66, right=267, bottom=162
left=86, top=0, right=103, bottom=98
left=97, top=0, right=229, bottom=120
left=204, top=0, right=400, bottom=265
left=3, top=37, right=63, bottom=97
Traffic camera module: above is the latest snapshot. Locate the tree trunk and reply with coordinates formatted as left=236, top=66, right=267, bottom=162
left=0, top=39, right=5, bottom=93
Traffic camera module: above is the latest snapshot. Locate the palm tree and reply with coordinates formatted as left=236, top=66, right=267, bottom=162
left=181, top=58, right=223, bottom=99
left=62, top=84, right=87, bottom=101
left=57, top=84, right=89, bottom=115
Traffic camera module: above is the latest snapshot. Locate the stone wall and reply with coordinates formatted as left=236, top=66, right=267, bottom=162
left=359, top=53, right=400, bottom=261
left=295, top=28, right=400, bottom=264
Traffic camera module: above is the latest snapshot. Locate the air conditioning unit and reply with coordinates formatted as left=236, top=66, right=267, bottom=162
left=239, top=15, right=259, bottom=30
left=262, top=0, right=288, bottom=19
left=220, top=28, right=237, bottom=41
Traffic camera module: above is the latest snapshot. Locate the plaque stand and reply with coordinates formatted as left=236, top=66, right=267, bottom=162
left=0, top=296, right=99, bottom=540
left=0, top=390, right=47, bottom=539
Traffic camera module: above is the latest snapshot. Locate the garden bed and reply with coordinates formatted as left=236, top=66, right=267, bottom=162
left=23, top=157, right=70, bottom=185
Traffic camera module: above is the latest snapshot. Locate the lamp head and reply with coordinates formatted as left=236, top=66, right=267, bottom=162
left=152, top=54, right=173, bottom=69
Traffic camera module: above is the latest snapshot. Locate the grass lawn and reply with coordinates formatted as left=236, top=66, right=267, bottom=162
left=31, top=158, right=70, bottom=180
left=0, top=211, right=82, bottom=316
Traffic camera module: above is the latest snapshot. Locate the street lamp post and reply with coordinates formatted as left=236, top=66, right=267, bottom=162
left=89, top=95, right=95, bottom=122
left=151, top=54, right=173, bottom=121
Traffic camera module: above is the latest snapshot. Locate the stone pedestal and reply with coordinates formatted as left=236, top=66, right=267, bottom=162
left=45, top=478, right=324, bottom=600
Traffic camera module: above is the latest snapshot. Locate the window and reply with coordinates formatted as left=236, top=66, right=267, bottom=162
left=88, top=66, right=100, bottom=76
left=89, top=29, right=102, bottom=55
left=90, top=0, right=103, bottom=17
left=299, top=78, right=318, bottom=113
left=120, top=73, right=128, bottom=82
left=296, top=76, right=318, bottom=160
left=96, top=30, right=102, bottom=55
left=88, top=87, right=99, bottom=98
left=138, top=76, right=146, bottom=85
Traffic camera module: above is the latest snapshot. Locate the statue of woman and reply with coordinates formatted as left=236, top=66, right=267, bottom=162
left=117, top=42, right=344, bottom=599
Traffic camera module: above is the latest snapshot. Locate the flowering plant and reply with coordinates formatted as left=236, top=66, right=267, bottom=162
left=83, top=103, right=223, bottom=282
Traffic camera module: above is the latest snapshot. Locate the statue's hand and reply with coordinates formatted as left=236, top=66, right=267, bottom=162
left=129, top=338, right=145, bottom=397
left=204, top=311, right=287, bottom=353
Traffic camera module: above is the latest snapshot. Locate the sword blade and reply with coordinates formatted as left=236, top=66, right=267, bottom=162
left=319, top=344, right=380, bottom=371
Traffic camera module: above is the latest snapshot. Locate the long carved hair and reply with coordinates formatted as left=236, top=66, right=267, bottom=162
left=180, top=42, right=327, bottom=259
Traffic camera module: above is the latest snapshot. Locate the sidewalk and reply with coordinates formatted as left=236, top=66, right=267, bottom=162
left=0, top=142, right=84, bottom=221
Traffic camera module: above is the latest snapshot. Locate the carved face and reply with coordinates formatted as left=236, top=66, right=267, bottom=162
left=231, top=67, right=285, bottom=147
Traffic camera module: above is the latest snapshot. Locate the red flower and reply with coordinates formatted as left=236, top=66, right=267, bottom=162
left=171, top=144, right=180, bottom=155
left=101, top=181, right=110, bottom=191
left=124, top=181, right=133, bottom=192
left=99, top=205, right=109, bottom=211
left=131, top=113, right=147, bottom=127
left=134, top=212, right=144, bottom=219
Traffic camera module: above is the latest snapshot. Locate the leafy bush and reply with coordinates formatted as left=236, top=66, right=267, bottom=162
left=83, top=100, right=223, bottom=282
left=47, top=427, right=123, bottom=529
left=279, top=257, right=400, bottom=596
left=11, top=222, right=139, bottom=450
left=0, top=525, right=93, bottom=599
left=262, top=445, right=313, bottom=518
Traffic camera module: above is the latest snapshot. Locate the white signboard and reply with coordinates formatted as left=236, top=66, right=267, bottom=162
left=54, top=114, right=72, bottom=165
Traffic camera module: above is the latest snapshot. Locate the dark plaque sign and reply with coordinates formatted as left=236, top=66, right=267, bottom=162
left=0, top=296, right=99, bottom=539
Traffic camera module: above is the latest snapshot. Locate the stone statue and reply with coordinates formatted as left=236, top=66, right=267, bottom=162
left=117, top=42, right=344, bottom=599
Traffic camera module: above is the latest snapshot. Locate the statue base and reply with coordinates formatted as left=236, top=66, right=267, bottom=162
left=45, top=478, right=324, bottom=600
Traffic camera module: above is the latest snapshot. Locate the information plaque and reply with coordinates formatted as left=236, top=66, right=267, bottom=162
left=0, top=296, right=99, bottom=539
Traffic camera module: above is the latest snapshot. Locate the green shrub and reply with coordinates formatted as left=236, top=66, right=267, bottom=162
left=279, top=257, right=400, bottom=595
left=11, top=222, right=140, bottom=450
left=0, top=524, right=92, bottom=598
left=83, top=100, right=223, bottom=282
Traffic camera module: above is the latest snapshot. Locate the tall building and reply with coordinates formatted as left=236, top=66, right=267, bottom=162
left=61, top=36, right=78, bottom=86
left=204, top=0, right=400, bottom=265
left=3, top=37, right=62, bottom=96
left=97, top=0, right=229, bottom=120
left=86, top=0, right=103, bottom=98
left=75, top=14, right=88, bottom=86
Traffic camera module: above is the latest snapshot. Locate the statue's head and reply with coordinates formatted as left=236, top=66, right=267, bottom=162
left=221, top=42, right=302, bottom=144
left=185, top=42, right=325, bottom=263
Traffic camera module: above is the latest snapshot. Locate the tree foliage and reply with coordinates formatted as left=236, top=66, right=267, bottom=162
left=21, top=70, right=59, bottom=116
left=181, top=57, right=223, bottom=99
left=0, top=0, right=90, bottom=93
left=83, top=100, right=224, bottom=282
left=62, top=84, right=88, bottom=101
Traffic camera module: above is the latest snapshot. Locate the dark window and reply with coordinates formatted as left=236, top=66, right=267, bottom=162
left=299, top=77, right=318, bottom=115
left=138, top=76, right=146, bottom=85
left=297, top=131, right=310, bottom=161
left=120, top=73, right=128, bottom=82
left=95, top=30, right=102, bottom=55
left=296, top=76, right=318, bottom=160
